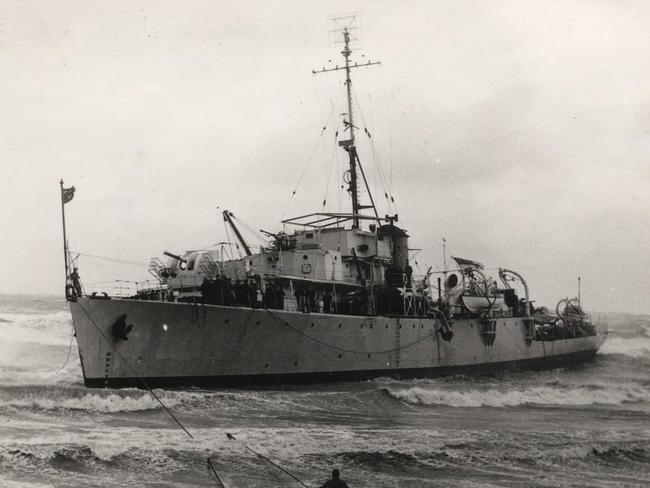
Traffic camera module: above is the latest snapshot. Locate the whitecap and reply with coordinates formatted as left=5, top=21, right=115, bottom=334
left=599, top=336, right=650, bottom=358
left=384, top=383, right=650, bottom=408
left=0, top=388, right=181, bottom=413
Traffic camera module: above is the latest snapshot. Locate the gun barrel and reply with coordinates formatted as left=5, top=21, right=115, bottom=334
left=163, top=251, right=187, bottom=263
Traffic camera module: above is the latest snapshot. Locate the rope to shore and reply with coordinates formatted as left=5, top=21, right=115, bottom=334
left=74, top=300, right=194, bottom=439
left=73, top=301, right=327, bottom=486
left=48, top=319, right=76, bottom=379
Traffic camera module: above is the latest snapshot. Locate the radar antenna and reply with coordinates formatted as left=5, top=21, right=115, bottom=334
left=313, top=14, right=381, bottom=229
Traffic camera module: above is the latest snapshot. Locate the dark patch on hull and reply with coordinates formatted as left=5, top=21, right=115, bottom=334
left=84, top=348, right=599, bottom=389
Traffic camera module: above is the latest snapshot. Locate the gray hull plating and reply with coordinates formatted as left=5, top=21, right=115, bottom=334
left=70, top=298, right=605, bottom=388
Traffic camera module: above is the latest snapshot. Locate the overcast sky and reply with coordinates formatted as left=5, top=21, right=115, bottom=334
left=1, top=0, right=649, bottom=313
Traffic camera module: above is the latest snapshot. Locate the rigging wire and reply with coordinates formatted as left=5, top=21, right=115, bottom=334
left=278, top=124, right=326, bottom=222
left=352, top=86, right=393, bottom=199
left=279, top=87, right=345, bottom=223
left=74, top=252, right=146, bottom=267
left=321, top=117, right=342, bottom=209
left=351, top=87, right=396, bottom=211
left=230, top=214, right=268, bottom=248
left=363, top=68, right=379, bottom=201
left=378, top=66, right=395, bottom=208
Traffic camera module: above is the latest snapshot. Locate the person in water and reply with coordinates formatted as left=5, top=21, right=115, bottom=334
left=319, top=469, right=349, bottom=488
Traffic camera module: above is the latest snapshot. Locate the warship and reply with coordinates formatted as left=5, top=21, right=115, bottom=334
left=62, top=23, right=605, bottom=389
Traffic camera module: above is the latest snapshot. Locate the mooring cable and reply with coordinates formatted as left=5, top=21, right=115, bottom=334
left=48, top=318, right=76, bottom=379
left=207, top=458, right=227, bottom=488
left=225, top=433, right=310, bottom=488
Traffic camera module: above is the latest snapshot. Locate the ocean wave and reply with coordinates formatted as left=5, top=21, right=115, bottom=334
left=0, top=311, right=73, bottom=349
left=599, top=336, right=650, bottom=358
left=419, top=440, right=650, bottom=468
left=0, top=477, right=53, bottom=488
left=0, top=387, right=181, bottom=413
left=383, top=383, right=650, bottom=408
left=0, top=444, right=182, bottom=476
left=588, top=444, right=649, bottom=462
left=0, top=311, right=71, bottom=327
left=335, top=450, right=421, bottom=470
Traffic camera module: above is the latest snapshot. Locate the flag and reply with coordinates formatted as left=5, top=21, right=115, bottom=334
left=62, top=186, right=75, bottom=204
left=452, top=256, right=485, bottom=271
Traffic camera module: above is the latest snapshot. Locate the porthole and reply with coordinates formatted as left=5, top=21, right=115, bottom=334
left=303, top=255, right=308, bottom=260
left=338, top=323, right=342, bottom=328
left=294, top=361, right=298, bottom=366
left=264, top=364, right=269, bottom=369
left=338, top=354, right=343, bottom=359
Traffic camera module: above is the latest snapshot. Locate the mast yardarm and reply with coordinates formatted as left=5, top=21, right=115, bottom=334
left=313, top=26, right=381, bottom=229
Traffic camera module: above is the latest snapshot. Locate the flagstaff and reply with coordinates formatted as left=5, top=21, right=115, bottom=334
left=60, top=180, right=76, bottom=298
left=60, top=179, right=69, bottom=290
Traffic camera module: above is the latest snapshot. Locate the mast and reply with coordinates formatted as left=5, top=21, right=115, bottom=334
left=342, top=28, right=360, bottom=228
left=313, top=17, right=381, bottom=229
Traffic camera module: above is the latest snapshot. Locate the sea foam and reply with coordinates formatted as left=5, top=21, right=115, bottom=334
left=384, top=383, right=650, bottom=408
left=599, top=336, right=650, bottom=358
left=0, top=388, right=180, bottom=413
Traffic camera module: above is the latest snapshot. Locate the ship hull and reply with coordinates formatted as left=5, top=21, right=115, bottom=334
left=70, top=297, right=605, bottom=388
